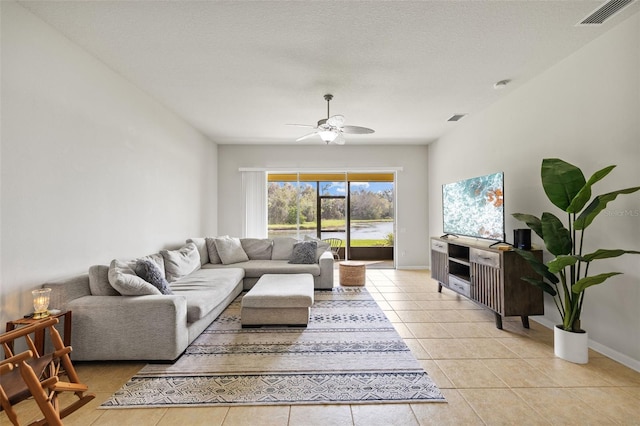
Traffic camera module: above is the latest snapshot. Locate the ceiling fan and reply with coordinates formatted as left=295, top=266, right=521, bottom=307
left=287, top=94, right=375, bottom=145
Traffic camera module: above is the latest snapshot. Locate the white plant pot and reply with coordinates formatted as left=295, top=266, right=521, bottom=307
left=554, top=325, right=588, bottom=364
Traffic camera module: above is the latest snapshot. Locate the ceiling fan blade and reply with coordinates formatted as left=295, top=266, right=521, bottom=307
left=286, top=124, right=316, bottom=128
left=296, top=131, right=319, bottom=142
left=326, top=115, right=345, bottom=127
left=333, top=133, right=346, bottom=145
left=341, top=125, right=375, bottom=134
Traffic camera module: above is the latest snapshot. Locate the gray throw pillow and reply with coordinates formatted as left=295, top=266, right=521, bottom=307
left=289, top=241, right=317, bottom=264
left=135, top=259, right=173, bottom=295
left=303, top=235, right=331, bottom=261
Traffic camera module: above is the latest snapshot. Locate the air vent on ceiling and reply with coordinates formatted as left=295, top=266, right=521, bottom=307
left=447, top=114, right=467, bottom=122
left=577, top=0, right=635, bottom=25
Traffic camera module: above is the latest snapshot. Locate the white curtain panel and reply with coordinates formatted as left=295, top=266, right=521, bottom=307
left=242, top=171, right=267, bottom=238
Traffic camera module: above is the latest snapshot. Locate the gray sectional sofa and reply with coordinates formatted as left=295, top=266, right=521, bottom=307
left=45, top=237, right=334, bottom=361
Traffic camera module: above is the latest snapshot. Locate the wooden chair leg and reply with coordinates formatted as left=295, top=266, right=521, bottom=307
left=18, top=360, right=64, bottom=426
left=0, top=386, right=20, bottom=426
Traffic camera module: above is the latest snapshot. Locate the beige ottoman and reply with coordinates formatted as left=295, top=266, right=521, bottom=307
left=241, top=273, right=314, bottom=327
left=339, top=261, right=366, bottom=286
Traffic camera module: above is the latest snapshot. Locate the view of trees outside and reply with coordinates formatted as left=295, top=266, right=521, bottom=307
left=350, top=186, right=393, bottom=220
left=268, top=180, right=394, bottom=247
left=268, top=182, right=317, bottom=225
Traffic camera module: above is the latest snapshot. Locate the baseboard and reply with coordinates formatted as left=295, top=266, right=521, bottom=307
left=396, top=266, right=429, bottom=270
left=531, top=317, right=640, bottom=373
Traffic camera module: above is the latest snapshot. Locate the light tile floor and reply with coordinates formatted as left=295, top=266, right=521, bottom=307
left=4, top=269, right=640, bottom=425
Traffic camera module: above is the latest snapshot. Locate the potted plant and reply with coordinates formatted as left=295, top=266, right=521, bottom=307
left=513, top=158, right=639, bottom=363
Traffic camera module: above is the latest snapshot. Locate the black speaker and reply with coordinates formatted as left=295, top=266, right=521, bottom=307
left=514, top=229, right=531, bottom=250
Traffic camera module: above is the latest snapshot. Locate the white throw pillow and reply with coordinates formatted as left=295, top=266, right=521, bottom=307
left=161, top=243, right=201, bottom=282
left=187, top=238, right=210, bottom=265
left=214, top=236, right=249, bottom=264
left=205, top=237, right=223, bottom=264
left=108, top=259, right=162, bottom=296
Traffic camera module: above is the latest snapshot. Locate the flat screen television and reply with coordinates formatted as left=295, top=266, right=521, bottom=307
left=442, top=171, right=505, bottom=241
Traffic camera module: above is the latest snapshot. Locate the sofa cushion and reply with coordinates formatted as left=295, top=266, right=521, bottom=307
left=161, top=243, right=201, bottom=282
left=187, top=238, right=210, bottom=266
left=214, top=236, right=249, bottom=265
left=203, top=260, right=320, bottom=277
left=135, top=259, right=173, bottom=295
left=88, top=265, right=120, bottom=296
left=108, top=259, right=162, bottom=296
left=240, top=238, right=273, bottom=260
left=205, top=237, right=223, bottom=264
left=303, top=235, right=331, bottom=261
left=289, top=241, right=317, bottom=264
left=271, top=237, right=298, bottom=260
left=171, top=268, right=244, bottom=322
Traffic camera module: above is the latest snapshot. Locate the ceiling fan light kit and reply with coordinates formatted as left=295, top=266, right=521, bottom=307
left=288, top=94, right=374, bottom=145
left=318, top=130, right=338, bottom=144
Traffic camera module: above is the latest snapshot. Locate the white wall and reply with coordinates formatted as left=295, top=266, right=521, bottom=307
left=0, top=2, right=217, bottom=326
left=428, top=13, right=640, bottom=368
left=218, top=145, right=429, bottom=269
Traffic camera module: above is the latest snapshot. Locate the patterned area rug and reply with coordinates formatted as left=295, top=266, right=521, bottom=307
left=102, top=287, right=445, bottom=407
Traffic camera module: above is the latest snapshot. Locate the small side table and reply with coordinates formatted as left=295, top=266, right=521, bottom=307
left=5, top=310, right=72, bottom=355
left=339, top=261, right=366, bottom=286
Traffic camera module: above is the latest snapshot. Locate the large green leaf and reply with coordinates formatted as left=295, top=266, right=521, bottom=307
left=512, top=213, right=543, bottom=239
left=541, top=158, right=586, bottom=211
left=541, top=212, right=572, bottom=256
left=572, top=272, right=622, bottom=293
left=522, top=276, right=558, bottom=296
left=574, top=187, right=640, bottom=230
left=566, top=165, right=615, bottom=213
left=582, top=249, right=640, bottom=262
left=547, top=255, right=578, bottom=274
left=514, top=248, right=559, bottom=284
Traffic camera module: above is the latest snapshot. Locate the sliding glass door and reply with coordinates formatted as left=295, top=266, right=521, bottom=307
left=267, top=172, right=394, bottom=266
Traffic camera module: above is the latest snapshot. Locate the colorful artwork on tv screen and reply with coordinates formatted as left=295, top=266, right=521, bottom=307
left=442, top=172, right=504, bottom=241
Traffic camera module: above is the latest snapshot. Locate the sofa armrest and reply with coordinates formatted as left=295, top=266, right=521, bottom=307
left=317, top=251, right=334, bottom=289
left=45, top=274, right=92, bottom=312
left=67, top=295, right=189, bottom=361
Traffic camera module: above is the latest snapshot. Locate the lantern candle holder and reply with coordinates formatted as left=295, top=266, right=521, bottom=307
left=32, top=288, right=52, bottom=319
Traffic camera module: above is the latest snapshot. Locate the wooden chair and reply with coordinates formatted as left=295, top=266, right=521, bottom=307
left=0, top=317, right=95, bottom=426
left=322, top=238, right=343, bottom=260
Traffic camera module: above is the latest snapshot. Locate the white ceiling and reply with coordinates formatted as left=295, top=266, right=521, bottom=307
left=18, top=0, right=640, bottom=145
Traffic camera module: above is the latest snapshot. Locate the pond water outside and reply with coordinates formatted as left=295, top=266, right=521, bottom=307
left=268, top=221, right=393, bottom=241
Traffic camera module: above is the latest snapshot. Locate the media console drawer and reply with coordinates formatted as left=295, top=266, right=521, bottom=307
left=470, top=248, right=500, bottom=268
left=431, top=239, right=448, bottom=254
left=448, top=274, right=470, bottom=297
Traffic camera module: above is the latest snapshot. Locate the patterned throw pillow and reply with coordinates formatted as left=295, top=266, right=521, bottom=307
left=135, top=259, right=173, bottom=295
left=289, top=241, right=317, bottom=264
